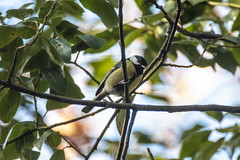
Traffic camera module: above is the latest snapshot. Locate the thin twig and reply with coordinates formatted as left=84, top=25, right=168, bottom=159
left=121, top=110, right=137, bottom=160
left=163, top=63, right=193, bottom=68
left=7, top=0, right=59, bottom=83
left=33, top=96, right=39, bottom=128
left=147, top=0, right=227, bottom=41
left=74, top=51, right=81, bottom=63
left=141, top=0, right=181, bottom=84
left=71, top=61, right=100, bottom=85
left=33, top=74, right=41, bottom=128
left=116, top=109, right=130, bottom=160
left=38, top=108, right=106, bottom=130
left=0, top=108, right=106, bottom=147
left=147, top=147, right=154, bottom=160
left=86, top=109, right=120, bottom=159
left=118, top=0, right=130, bottom=103
left=163, top=45, right=207, bottom=68
left=62, top=136, right=86, bottom=158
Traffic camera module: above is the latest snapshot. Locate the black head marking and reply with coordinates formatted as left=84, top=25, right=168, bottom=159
left=129, top=55, right=147, bottom=75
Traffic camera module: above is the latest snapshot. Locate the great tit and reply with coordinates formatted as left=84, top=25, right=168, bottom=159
left=82, top=55, right=147, bottom=113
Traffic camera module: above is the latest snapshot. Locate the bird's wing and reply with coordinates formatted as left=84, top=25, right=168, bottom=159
left=95, top=61, right=122, bottom=96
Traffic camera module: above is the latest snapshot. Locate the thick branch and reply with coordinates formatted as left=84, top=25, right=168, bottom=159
left=0, top=79, right=239, bottom=113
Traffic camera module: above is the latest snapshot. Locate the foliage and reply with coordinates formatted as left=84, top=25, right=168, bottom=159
left=0, top=0, right=240, bottom=159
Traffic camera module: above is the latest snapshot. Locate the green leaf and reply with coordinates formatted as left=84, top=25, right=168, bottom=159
left=23, top=49, right=49, bottom=72
left=76, top=35, right=106, bottom=50
left=107, top=0, right=118, bottom=8
left=2, top=37, right=24, bottom=71
left=210, top=47, right=238, bottom=74
left=201, top=138, right=224, bottom=160
left=46, top=68, right=84, bottom=110
left=0, top=26, right=20, bottom=48
left=134, top=132, right=153, bottom=144
left=146, top=94, right=168, bottom=102
left=125, top=29, right=145, bottom=47
left=217, top=123, right=239, bottom=133
left=0, top=89, right=21, bottom=123
left=42, top=62, right=67, bottom=95
left=79, top=0, right=118, bottom=29
left=2, top=142, right=19, bottom=160
left=0, top=120, right=18, bottom=144
left=20, top=3, right=34, bottom=9
left=205, top=111, right=223, bottom=122
left=0, top=71, right=9, bottom=81
left=116, top=109, right=125, bottom=135
left=232, top=11, right=240, bottom=31
left=18, top=22, right=38, bottom=39
left=39, top=1, right=63, bottom=19
left=180, top=131, right=211, bottom=160
left=3, top=121, right=36, bottom=149
left=56, top=20, right=84, bottom=44
left=47, top=132, right=61, bottom=148
left=181, top=124, right=205, bottom=141
left=42, top=37, right=64, bottom=69
left=33, top=130, right=53, bottom=150
left=50, top=150, right=65, bottom=160
left=135, top=0, right=153, bottom=15
left=35, top=78, right=49, bottom=92
left=231, top=47, right=240, bottom=65
left=60, top=1, right=84, bottom=17
left=143, top=12, right=164, bottom=25
left=171, top=43, right=215, bottom=68
left=22, top=148, right=40, bottom=160
left=6, top=9, right=33, bottom=20
left=49, top=38, right=72, bottom=63
left=2, top=121, right=37, bottom=160
left=84, top=27, right=119, bottom=53
left=180, top=2, right=206, bottom=24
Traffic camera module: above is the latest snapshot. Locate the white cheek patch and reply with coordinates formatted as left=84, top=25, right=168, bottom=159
left=130, top=56, right=140, bottom=65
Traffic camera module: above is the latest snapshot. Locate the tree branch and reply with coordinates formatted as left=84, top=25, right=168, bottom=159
left=121, top=110, right=137, bottom=160
left=70, top=61, right=100, bottom=85
left=86, top=109, right=120, bottom=159
left=116, top=109, right=130, bottom=160
left=118, top=0, right=130, bottom=103
left=147, top=0, right=235, bottom=43
left=7, top=0, right=59, bottom=83
left=140, top=0, right=181, bottom=86
left=0, top=79, right=240, bottom=113
left=62, top=135, right=86, bottom=158
left=0, top=108, right=106, bottom=148
left=147, top=147, right=155, bottom=160
left=116, top=0, right=131, bottom=159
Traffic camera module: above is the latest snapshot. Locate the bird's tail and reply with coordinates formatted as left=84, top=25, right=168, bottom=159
left=81, top=92, right=107, bottom=113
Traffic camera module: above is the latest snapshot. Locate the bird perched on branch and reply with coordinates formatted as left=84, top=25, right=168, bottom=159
left=82, top=55, right=147, bottom=113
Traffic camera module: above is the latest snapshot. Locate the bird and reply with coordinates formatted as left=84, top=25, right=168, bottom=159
left=82, top=55, right=147, bottom=113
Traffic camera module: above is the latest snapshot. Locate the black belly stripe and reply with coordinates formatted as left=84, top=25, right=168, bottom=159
left=113, top=73, right=137, bottom=95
